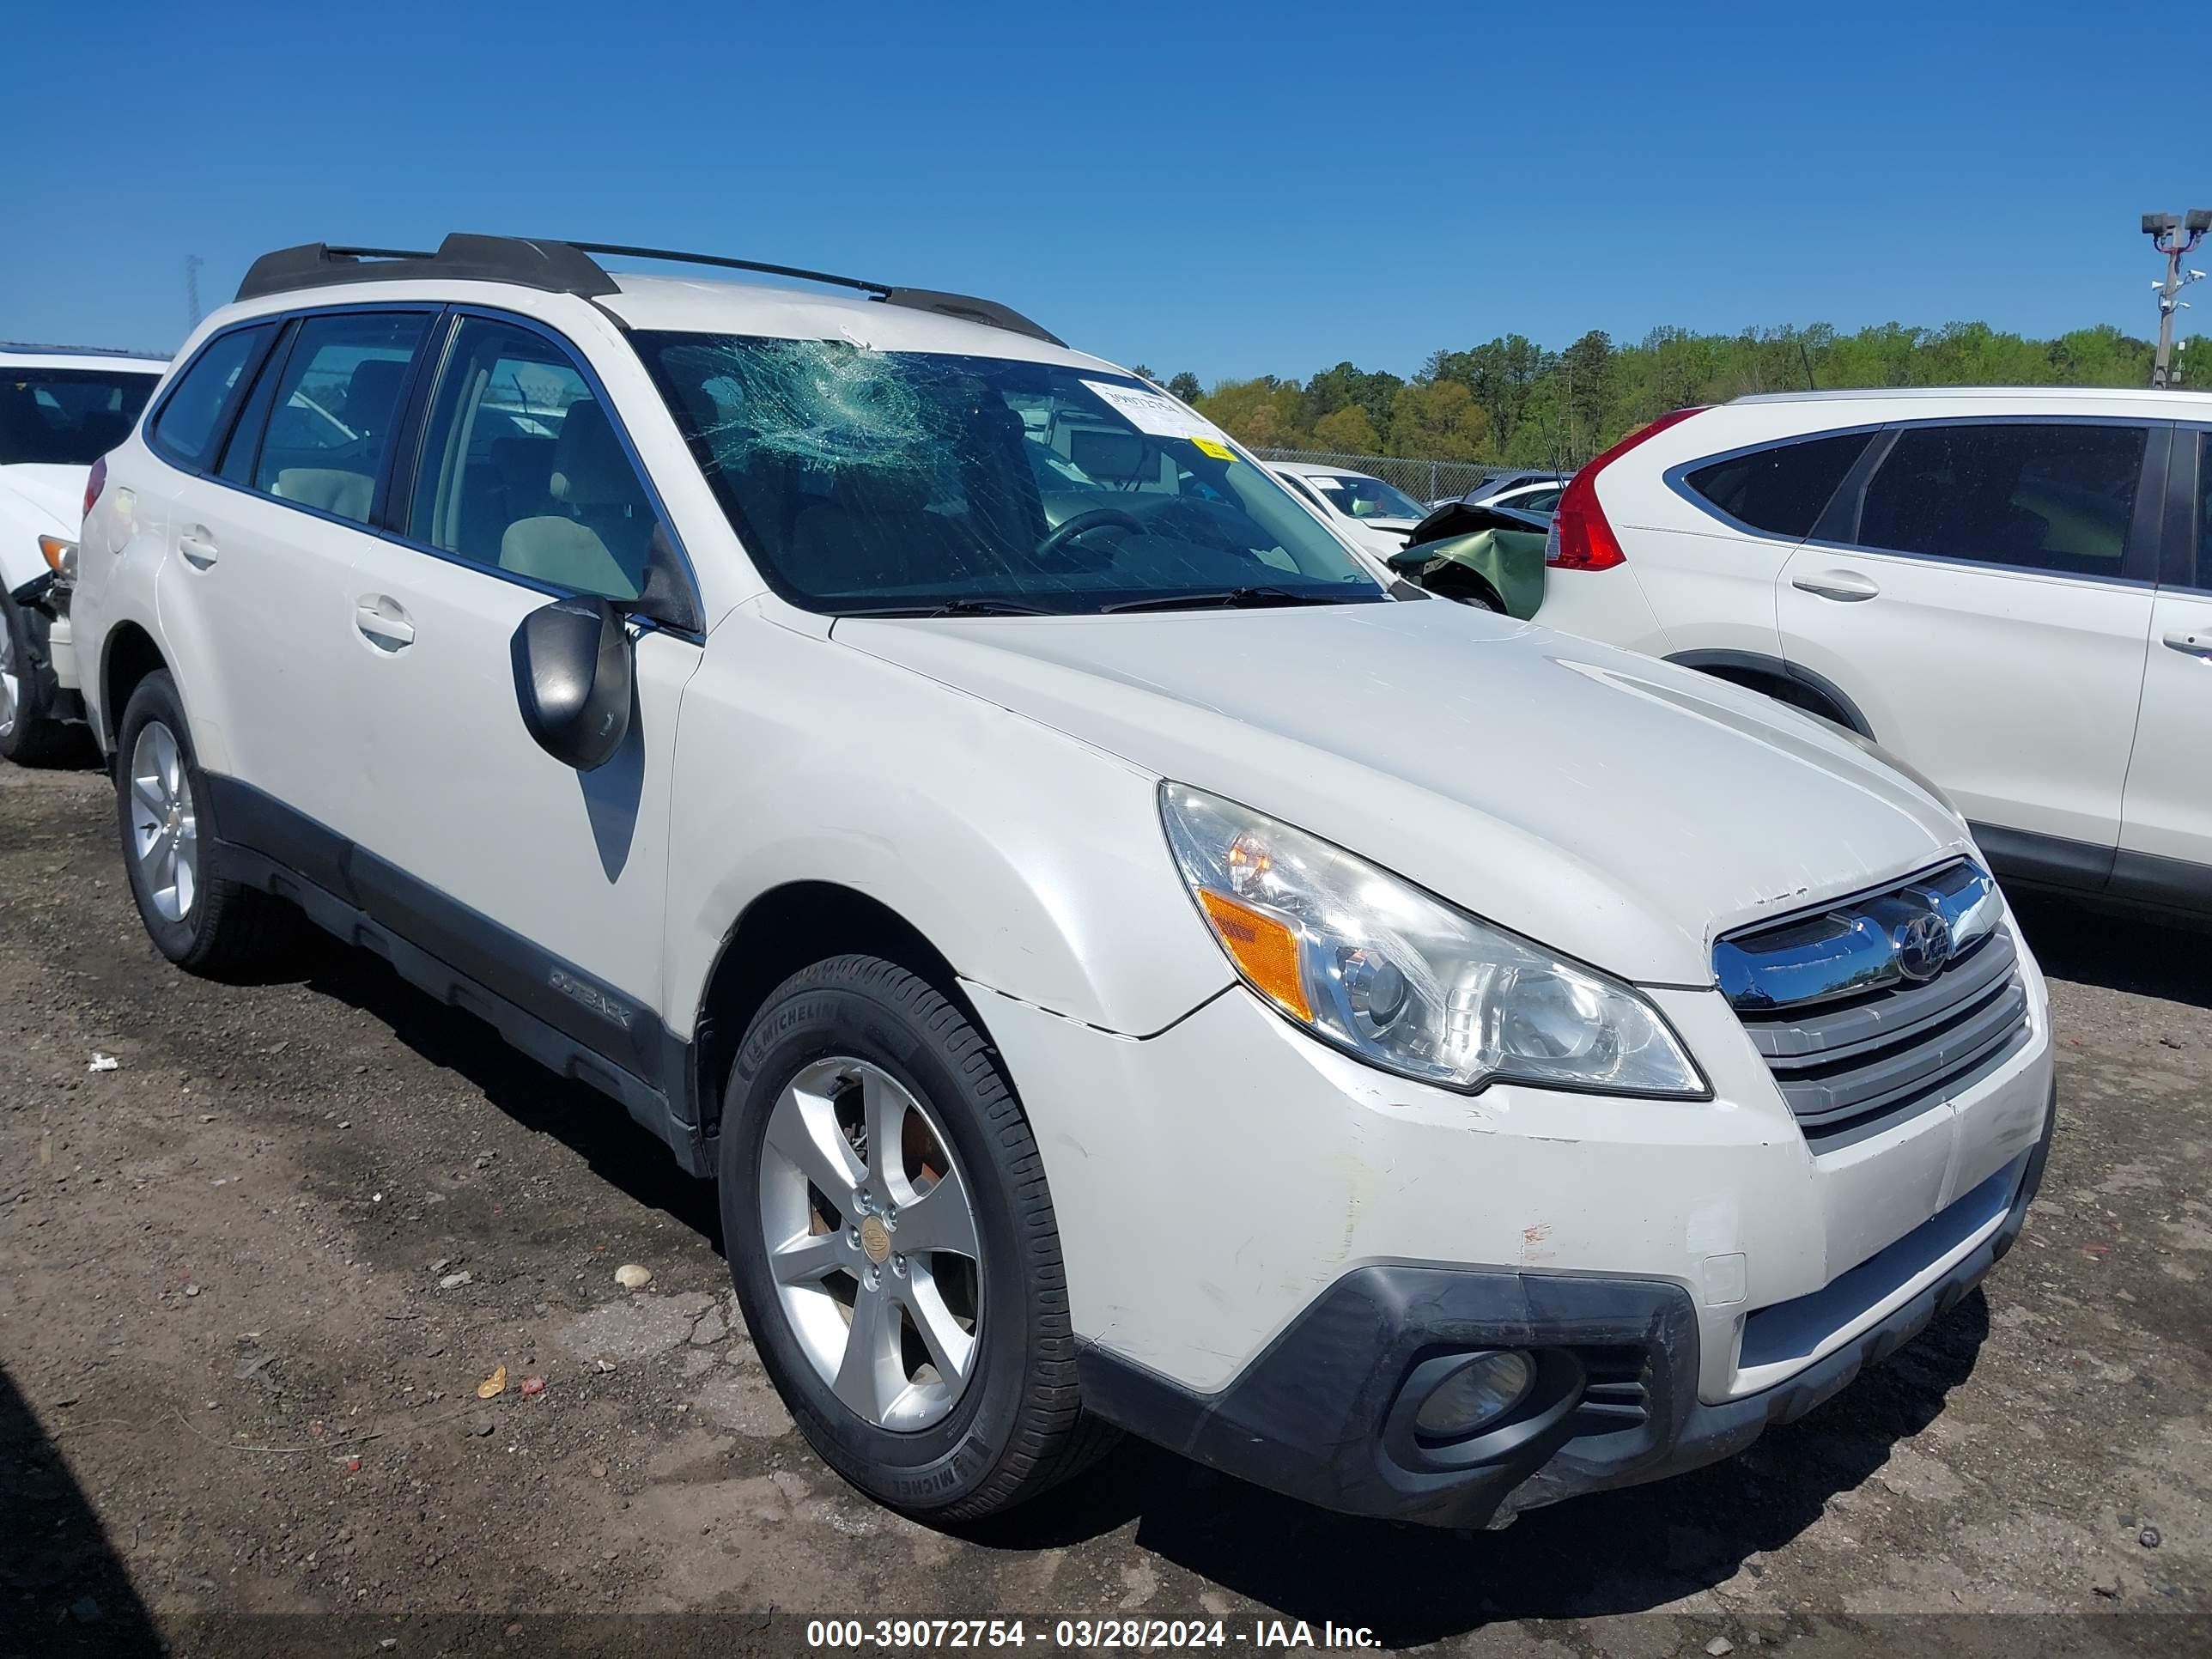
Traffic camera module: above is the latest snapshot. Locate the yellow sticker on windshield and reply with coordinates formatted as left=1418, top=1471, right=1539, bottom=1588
left=1191, top=436, right=1237, bottom=461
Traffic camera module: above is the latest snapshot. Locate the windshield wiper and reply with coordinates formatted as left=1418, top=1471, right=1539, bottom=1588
left=1102, top=586, right=1349, bottom=615
left=837, top=598, right=1057, bottom=618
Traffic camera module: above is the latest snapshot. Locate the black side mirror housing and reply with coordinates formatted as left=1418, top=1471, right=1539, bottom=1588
left=511, top=596, right=635, bottom=771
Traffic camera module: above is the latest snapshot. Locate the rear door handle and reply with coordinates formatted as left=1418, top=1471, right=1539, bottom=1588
left=1791, top=570, right=1881, bottom=602
left=178, top=527, right=218, bottom=568
left=355, top=596, right=415, bottom=652
left=2164, top=630, right=2212, bottom=659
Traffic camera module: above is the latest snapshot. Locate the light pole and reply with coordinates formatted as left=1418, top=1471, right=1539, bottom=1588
left=2142, top=210, right=2212, bottom=388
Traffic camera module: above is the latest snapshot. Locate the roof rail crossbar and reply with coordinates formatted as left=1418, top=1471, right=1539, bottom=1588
left=236, top=235, right=620, bottom=303
left=235, top=234, right=1063, bottom=344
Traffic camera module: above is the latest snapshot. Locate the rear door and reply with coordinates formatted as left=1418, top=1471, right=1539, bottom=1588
left=1638, top=427, right=1879, bottom=659
left=2114, top=428, right=2212, bottom=911
left=1777, top=419, right=2160, bottom=872
left=150, top=307, right=434, bottom=840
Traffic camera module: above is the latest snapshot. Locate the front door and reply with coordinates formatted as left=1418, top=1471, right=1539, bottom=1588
left=339, top=313, right=703, bottom=1072
left=2115, top=428, right=2212, bottom=912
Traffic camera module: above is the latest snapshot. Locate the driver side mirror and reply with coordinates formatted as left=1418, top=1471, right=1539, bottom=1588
left=511, top=596, right=635, bottom=771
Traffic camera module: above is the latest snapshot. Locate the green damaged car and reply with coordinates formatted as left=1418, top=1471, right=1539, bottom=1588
left=1386, top=499, right=1551, bottom=619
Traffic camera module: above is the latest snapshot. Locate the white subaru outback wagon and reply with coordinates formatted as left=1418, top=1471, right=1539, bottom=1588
left=71, top=235, right=2057, bottom=1530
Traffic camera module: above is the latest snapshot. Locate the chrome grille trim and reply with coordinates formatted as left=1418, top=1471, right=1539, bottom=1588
left=1715, top=860, right=2002, bottom=1012
left=1717, top=864, right=2031, bottom=1147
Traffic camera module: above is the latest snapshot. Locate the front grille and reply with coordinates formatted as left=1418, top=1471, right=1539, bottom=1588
left=1717, top=864, right=2033, bottom=1149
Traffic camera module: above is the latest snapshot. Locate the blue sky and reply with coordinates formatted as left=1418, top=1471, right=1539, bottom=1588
left=8, top=0, right=2208, bottom=380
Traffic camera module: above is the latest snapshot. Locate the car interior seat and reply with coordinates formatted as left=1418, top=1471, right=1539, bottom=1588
left=498, top=399, right=647, bottom=599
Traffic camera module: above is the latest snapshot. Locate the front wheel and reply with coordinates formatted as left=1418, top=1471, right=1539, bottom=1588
left=720, top=955, right=1115, bottom=1521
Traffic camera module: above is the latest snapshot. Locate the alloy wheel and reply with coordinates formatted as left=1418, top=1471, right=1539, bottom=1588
left=0, top=618, right=18, bottom=741
left=128, top=720, right=199, bottom=922
left=757, top=1056, right=983, bottom=1431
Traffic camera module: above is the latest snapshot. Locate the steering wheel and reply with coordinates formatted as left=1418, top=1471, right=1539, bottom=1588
left=1036, top=506, right=1146, bottom=562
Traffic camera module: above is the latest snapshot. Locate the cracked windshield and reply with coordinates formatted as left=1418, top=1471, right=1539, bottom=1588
left=641, top=334, right=1388, bottom=615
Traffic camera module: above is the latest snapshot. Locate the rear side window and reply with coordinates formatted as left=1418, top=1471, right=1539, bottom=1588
left=149, top=325, right=275, bottom=468
left=251, top=313, right=429, bottom=526
left=1685, top=431, right=1872, bottom=538
left=0, top=368, right=160, bottom=466
left=1857, top=423, right=2146, bottom=577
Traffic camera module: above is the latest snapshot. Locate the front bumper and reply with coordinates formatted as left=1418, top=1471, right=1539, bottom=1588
left=1079, top=1086, right=2052, bottom=1528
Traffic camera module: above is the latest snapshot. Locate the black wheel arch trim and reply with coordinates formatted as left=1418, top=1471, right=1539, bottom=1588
left=1665, top=647, right=1873, bottom=737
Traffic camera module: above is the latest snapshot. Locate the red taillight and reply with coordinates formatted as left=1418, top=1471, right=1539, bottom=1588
left=1545, top=405, right=1707, bottom=572
left=83, top=455, right=108, bottom=522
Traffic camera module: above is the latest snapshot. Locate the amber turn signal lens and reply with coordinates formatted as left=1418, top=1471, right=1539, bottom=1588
left=1196, top=889, right=1310, bottom=1021
left=38, top=535, right=76, bottom=578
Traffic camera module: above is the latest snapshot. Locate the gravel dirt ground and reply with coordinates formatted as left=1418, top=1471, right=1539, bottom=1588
left=1, top=757, right=2207, bottom=1659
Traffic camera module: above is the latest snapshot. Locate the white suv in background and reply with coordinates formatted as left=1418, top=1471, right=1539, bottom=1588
left=1537, top=388, right=2212, bottom=922
left=72, top=236, right=2054, bottom=1533
left=1, top=343, right=167, bottom=761
left=1267, top=460, right=1430, bottom=556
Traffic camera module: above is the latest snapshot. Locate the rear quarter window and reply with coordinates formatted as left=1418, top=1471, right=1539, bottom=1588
left=149, top=325, right=276, bottom=469
left=1684, top=430, right=1874, bottom=539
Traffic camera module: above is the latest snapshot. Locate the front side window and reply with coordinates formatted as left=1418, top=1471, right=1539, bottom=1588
left=149, top=326, right=275, bottom=469
left=1856, top=422, right=2145, bottom=576
left=408, top=317, right=673, bottom=607
left=639, top=333, right=1384, bottom=615
left=1307, top=472, right=1427, bottom=521
left=1685, top=431, right=1872, bottom=539
left=252, top=313, right=428, bottom=525
left=0, top=368, right=161, bottom=466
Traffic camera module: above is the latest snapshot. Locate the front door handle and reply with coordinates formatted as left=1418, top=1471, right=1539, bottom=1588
left=178, top=527, right=218, bottom=568
left=2164, top=630, right=2212, bottom=659
left=1791, top=570, right=1881, bottom=602
left=355, top=596, right=415, bottom=652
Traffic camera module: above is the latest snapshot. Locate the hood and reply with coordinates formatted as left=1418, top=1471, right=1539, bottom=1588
left=0, top=465, right=87, bottom=535
left=834, top=601, right=1973, bottom=986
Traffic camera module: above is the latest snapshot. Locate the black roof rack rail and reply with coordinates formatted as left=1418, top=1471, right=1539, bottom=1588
left=235, top=234, right=1062, bottom=345
left=237, top=235, right=621, bottom=303
left=561, top=243, right=1063, bottom=344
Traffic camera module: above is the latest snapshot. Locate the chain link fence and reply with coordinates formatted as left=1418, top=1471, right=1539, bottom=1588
left=1249, top=448, right=1516, bottom=505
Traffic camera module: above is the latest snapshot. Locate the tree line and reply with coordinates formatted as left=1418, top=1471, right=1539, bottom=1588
left=1130, top=321, right=2161, bottom=469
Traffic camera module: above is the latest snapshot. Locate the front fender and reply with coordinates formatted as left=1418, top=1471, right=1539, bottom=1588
left=662, top=613, right=1232, bottom=1041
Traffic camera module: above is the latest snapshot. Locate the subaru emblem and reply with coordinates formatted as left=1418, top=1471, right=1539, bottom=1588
left=1895, top=911, right=1953, bottom=982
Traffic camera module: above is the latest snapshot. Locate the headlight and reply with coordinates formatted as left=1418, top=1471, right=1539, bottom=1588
left=1159, top=783, right=1707, bottom=1097
left=39, top=535, right=77, bottom=581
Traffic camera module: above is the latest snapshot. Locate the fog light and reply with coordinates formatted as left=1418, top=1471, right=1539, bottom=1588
left=1412, top=1349, right=1537, bottom=1439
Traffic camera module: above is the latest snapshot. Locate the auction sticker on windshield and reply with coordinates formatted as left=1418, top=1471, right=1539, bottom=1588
left=1080, top=380, right=1225, bottom=442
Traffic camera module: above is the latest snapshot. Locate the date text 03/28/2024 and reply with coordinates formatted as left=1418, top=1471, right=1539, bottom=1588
left=805, top=1620, right=1382, bottom=1650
